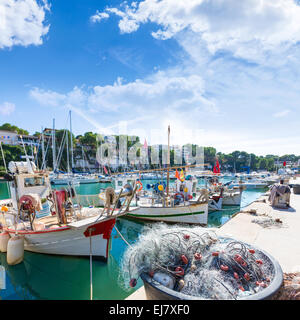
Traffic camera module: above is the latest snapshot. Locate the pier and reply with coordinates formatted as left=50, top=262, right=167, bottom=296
left=126, top=178, right=300, bottom=300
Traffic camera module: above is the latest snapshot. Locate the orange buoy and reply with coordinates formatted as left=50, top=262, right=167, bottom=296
left=136, top=181, right=143, bottom=192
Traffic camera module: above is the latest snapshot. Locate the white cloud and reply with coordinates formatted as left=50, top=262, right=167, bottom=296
left=273, top=109, right=291, bottom=118
left=28, top=0, right=300, bottom=156
left=0, top=101, right=15, bottom=115
left=29, top=71, right=218, bottom=135
left=93, top=0, right=300, bottom=63
left=90, top=10, right=109, bottom=23
left=0, top=0, right=50, bottom=49
left=29, top=72, right=216, bottom=114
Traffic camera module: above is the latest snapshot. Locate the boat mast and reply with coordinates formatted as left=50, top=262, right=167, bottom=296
left=66, top=129, right=70, bottom=174
left=69, top=110, right=74, bottom=171
left=166, top=125, right=170, bottom=196
left=41, top=126, right=46, bottom=170
left=52, top=119, right=56, bottom=173
left=82, top=146, right=85, bottom=172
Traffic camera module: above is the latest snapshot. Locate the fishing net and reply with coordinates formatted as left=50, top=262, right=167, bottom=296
left=251, top=217, right=284, bottom=229
left=119, top=224, right=275, bottom=299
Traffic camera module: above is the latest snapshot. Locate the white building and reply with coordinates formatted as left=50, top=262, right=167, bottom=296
left=0, top=130, right=39, bottom=146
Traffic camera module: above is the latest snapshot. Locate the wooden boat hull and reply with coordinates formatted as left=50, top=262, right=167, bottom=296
left=222, top=192, right=242, bottom=206
left=126, top=203, right=208, bottom=224
left=3, top=218, right=116, bottom=261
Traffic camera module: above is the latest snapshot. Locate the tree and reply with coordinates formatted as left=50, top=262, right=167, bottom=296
left=0, top=123, right=29, bottom=135
left=79, top=132, right=97, bottom=147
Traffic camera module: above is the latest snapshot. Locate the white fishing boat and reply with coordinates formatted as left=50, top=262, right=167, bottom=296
left=123, top=125, right=209, bottom=225
left=0, top=160, right=137, bottom=261
left=221, top=187, right=243, bottom=206
left=206, top=177, right=243, bottom=207
left=127, top=178, right=209, bottom=225
left=229, top=177, right=270, bottom=190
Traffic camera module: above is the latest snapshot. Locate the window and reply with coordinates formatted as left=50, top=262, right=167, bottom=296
left=24, top=177, right=45, bottom=187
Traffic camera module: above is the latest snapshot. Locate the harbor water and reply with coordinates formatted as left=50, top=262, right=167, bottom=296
left=0, top=179, right=265, bottom=300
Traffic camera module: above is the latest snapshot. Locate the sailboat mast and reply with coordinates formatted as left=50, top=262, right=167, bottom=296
left=66, top=129, right=70, bottom=173
left=82, top=146, right=85, bottom=172
left=52, top=119, right=56, bottom=172
left=69, top=110, right=74, bottom=170
left=41, top=126, right=46, bottom=170
left=166, top=125, right=170, bottom=196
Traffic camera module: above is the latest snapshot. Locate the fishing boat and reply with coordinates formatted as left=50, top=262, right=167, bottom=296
left=0, top=160, right=137, bottom=261
left=127, top=179, right=209, bottom=225
left=229, top=177, right=270, bottom=189
left=206, top=177, right=243, bottom=207
left=121, top=126, right=209, bottom=225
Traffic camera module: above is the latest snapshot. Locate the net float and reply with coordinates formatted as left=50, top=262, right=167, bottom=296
left=241, top=261, right=247, bottom=267
left=212, top=251, right=219, bottom=257
left=129, top=278, right=137, bottom=287
left=234, top=254, right=242, bottom=263
left=181, top=255, right=188, bottom=265
left=149, top=270, right=155, bottom=277
left=244, top=273, right=251, bottom=281
left=239, top=286, right=245, bottom=292
left=194, top=253, right=202, bottom=260
left=249, top=249, right=255, bottom=254
left=178, top=279, right=185, bottom=290
left=233, top=272, right=239, bottom=280
left=220, top=264, right=229, bottom=271
left=175, top=267, right=184, bottom=276
left=256, top=259, right=263, bottom=265
left=260, top=282, right=267, bottom=288
left=190, top=264, right=197, bottom=272
left=183, top=234, right=190, bottom=240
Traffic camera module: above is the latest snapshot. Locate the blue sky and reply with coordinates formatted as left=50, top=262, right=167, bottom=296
left=0, top=0, right=299, bottom=155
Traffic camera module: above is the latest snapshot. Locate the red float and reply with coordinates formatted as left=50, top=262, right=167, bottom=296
left=194, top=253, right=202, bottom=260
left=181, top=255, right=188, bottom=265
left=220, top=265, right=229, bottom=271
left=175, top=267, right=184, bottom=276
